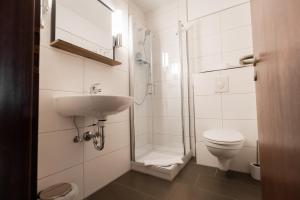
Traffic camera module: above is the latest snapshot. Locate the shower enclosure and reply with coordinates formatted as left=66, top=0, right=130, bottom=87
left=129, top=17, right=192, bottom=180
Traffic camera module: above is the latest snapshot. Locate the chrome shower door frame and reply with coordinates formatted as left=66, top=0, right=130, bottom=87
left=129, top=18, right=192, bottom=162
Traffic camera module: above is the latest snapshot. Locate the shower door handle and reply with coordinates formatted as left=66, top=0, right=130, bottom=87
left=240, top=54, right=260, bottom=66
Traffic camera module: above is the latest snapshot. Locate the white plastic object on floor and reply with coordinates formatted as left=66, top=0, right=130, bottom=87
left=39, top=183, right=79, bottom=200
left=144, top=157, right=183, bottom=167
left=249, top=163, right=261, bottom=181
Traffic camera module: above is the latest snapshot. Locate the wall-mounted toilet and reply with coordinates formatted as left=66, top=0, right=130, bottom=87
left=203, top=129, right=245, bottom=171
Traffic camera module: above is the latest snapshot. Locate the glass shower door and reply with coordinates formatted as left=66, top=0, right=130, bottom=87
left=129, top=16, right=191, bottom=167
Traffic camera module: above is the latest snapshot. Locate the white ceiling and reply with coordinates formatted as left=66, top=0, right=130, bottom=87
left=130, top=0, right=175, bottom=13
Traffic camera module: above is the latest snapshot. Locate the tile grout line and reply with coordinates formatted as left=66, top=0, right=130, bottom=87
left=113, top=181, right=159, bottom=200
left=38, top=162, right=84, bottom=181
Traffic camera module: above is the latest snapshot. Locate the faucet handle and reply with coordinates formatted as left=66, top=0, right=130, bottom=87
left=90, top=83, right=102, bottom=94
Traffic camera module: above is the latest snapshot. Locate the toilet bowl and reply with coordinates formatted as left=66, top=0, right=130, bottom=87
left=203, top=129, right=245, bottom=171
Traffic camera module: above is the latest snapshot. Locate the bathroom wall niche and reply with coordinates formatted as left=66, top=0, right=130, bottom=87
left=50, top=0, right=121, bottom=66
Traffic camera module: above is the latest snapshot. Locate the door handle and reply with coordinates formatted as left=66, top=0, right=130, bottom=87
left=240, top=54, right=260, bottom=66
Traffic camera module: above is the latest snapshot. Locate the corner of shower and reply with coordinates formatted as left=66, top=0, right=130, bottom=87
left=129, top=16, right=192, bottom=181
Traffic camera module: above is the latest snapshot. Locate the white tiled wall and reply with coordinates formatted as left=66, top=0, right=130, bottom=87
left=188, top=2, right=253, bottom=72
left=187, top=0, right=249, bottom=21
left=38, top=0, right=131, bottom=198
left=190, top=2, right=258, bottom=173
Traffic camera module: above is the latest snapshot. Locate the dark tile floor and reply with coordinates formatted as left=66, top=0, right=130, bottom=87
left=86, top=159, right=262, bottom=200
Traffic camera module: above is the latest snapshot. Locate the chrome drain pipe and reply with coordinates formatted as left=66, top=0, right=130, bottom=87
left=73, top=119, right=106, bottom=151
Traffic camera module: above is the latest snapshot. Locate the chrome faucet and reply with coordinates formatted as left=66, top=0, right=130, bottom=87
left=90, top=83, right=102, bottom=95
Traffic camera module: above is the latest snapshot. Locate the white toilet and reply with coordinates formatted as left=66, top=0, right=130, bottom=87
left=203, top=129, right=245, bottom=171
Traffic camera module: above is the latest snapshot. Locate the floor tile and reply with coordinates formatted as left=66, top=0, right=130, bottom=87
left=86, top=159, right=262, bottom=200
left=196, top=175, right=262, bottom=200
left=215, top=169, right=261, bottom=186
left=175, top=159, right=216, bottom=184
left=115, top=171, right=173, bottom=199
left=85, top=182, right=148, bottom=200
left=167, top=181, right=235, bottom=200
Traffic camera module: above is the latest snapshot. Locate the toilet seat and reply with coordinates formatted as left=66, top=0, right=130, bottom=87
left=202, top=129, right=245, bottom=171
left=203, top=129, right=244, bottom=144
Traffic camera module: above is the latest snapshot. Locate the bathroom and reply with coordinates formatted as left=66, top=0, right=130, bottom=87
left=1, top=0, right=300, bottom=199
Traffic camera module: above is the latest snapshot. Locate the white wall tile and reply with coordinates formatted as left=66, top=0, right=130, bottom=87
left=84, top=121, right=130, bottom=161
left=38, top=165, right=84, bottom=200
left=134, top=97, right=152, bottom=117
left=135, top=134, right=151, bottom=148
left=187, top=0, right=249, bottom=21
left=220, top=3, right=251, bottom=31
left=195, top=119, right=222, bottom=142
left=196, top=142, right=218, bottom=167
left=230, top=147, right=256, bottom=173
left=189, top=14, right=220, bottom=39
left=152, top=99, right=167, bottom=117
left=153, top=145, right=184, bottom=155
left=153, top=134, right=183, bottom=148
left=166, top=99, right=182, bottom=117
left=222, top=93, right=257, bottom=119
left=106, top=110, right=130, bottom=124
left=194, top=95, right=222, bottom=119
left=194, top=72, right=219, bottom=95
left=84, top=147, right=130, bottom=196
left=190, top=55, right=223, bottom=72
left=222, top=48, right=253, bottom=67
left=39, top=90, right=82, bottom=133
left=38, top=130, right=84, bottom=179
left=40, top=47, right=84, bottom=92
left=190, top=34, right=222, bottom=58
left=221, top=26, right=253, bottom=53
left=40, top=8, right=52, bottom=47
left=153, top=80, right=180, bottom=100
left=153, top=117, right=182, bottom=135
left=114, top=47, right=129, bottom=72
left=223, top=119, right=258, bottom=147
left=221, top=67, right=255, bottom=94
left=135, top=117, right=151, bottom=135
left=147, top=4, right=178, bottom=32
left=83, top=59, right=129, bottom=96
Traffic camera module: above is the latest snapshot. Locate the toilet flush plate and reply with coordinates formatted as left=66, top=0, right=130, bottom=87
left=215, top=76, right=229, bottom=93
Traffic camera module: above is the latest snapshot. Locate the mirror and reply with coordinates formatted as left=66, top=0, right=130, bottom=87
left=51, top=0, right=114, bottom=59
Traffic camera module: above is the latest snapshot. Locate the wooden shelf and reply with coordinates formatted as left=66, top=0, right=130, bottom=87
left=50, top=39, right=122, bottom=66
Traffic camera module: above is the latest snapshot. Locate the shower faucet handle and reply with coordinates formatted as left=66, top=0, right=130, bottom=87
left=90, top=83, right=102, bottom=94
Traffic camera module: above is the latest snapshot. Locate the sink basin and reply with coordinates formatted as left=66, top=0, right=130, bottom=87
left=54, top=95, right=133, bottom=120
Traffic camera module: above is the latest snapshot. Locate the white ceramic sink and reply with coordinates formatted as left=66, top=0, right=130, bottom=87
left=54, top=95, right=133, bottom=120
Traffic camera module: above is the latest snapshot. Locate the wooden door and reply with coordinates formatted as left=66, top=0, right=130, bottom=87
left=251, top=0, right=300, bottom=199
left=0, top=0, right=40, bottom=199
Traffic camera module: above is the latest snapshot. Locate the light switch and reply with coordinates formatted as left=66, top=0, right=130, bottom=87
left=215, top=76, right=229, bottom=93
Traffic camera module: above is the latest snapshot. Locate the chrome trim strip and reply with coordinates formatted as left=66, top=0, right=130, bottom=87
left=184, top=30, right=193, bottom=153
left=178, top=21, right=187, bottom=155
left=128, top=16, right=135, bottom=162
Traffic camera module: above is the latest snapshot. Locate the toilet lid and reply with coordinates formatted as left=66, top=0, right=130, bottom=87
left=203, top=129, right=244, bottom=143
